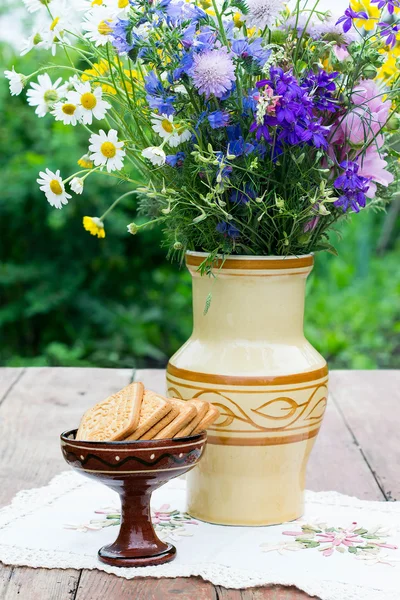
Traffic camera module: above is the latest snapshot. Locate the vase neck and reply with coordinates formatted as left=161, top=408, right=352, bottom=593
left=188, top=258, right=312, bottom=342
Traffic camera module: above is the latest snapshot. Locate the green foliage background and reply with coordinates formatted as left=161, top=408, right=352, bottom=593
left=1, top=44, right=399, bottom=369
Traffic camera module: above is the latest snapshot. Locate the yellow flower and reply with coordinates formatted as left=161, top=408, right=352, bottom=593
left=83, top=216, right=105, bottom=238
left=233, top=12, right=244, bottom=28
left=82, top=59, right=116, bottom=95
left=350, top=0, right=379, bottom=31
left=77, top=154, right=94, bottom=169
left=376, top=52, right=399, bottom=86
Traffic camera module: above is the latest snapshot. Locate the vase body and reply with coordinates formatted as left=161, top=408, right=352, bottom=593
left=167, top=252, right=328, bottom=526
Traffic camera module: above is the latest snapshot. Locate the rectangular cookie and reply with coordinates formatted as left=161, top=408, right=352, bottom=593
left=139, top=401, right=180, bottom=440
left=153, top=399, right=196, bottom=439
left=76, top=381, right=144, bottom=441
left=191, top=404, right=220, bottom=435
left=174, top=399, right=210, bottom=438
left=124, top=391, right=172, bottom=441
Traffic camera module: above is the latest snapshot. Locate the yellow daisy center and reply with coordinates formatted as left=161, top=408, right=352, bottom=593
left=161, top=119, right=174, bottom=133
left=49, top=179, right=63, bottom=195
left=44, top=89, right=58, bottom=103
left=80, top=92, right=97, bottom=110
left=78, top=155, right=94, bottom=169
left=91, top=0, right=102, bottom=4
left=98, top=20, right=112, bottom=35
left=118, top=0, right=129, bottom=6
left=62, top=103, right=76, bottom=115
left=50, top=16, right=60, bottom=31
left=101, top=141, right=116, bottom=158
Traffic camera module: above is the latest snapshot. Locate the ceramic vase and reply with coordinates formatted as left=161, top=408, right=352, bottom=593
left=167, top=252, right=328, bottom=526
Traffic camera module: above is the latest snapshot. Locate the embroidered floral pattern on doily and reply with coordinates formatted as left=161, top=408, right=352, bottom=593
left=65, top=503, right=198, bottom=542
left=261, top=521, right=399, bottom=565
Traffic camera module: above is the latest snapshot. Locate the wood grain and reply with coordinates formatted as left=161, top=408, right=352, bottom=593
left=2, top=567, right=79, bottom=600
left=0, top=367, right=132, bottom=506
left=217, top=587, right=313, bottom=599
left=0, top=369, right=24, bottom=406
left=330, top=370, right=400, bottom=501
left=0, top=368, right=395, bottom=600
left=75, top=573, right=217, bottom=600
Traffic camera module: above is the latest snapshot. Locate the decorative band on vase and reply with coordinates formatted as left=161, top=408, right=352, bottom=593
left=167, top=363, right=328, bottom=387
left=185, top=253, right=314, bottom=271
left=166, top=364, right=328, bottom=447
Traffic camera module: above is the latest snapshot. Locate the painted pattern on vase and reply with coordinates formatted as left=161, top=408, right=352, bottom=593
left=167, top=252, right=328, bottom=526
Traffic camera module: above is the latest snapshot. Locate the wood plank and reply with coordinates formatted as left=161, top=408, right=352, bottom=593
left=0, top=369, right=24, bottom=405
left=1, top=567, right=79, bottom=600
left=330, top=370, right=400, bottom=501
left=75, top=572, right=217, bottom=600
left=0, top=367, right=133, bottom=507
left=217, top=586, right=314, bottom=599
left=306, top=392, right=384, bottom=500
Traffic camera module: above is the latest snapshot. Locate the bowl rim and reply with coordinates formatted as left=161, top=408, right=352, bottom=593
left=60, top=428, right=207, bottom=447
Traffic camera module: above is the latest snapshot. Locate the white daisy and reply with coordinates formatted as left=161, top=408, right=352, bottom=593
left=104, top=0, right=131, bottom=16
left=20, top=28, right=47, bottom=56
left=169, top=126, right=191, bottom=148
left=52, top=100, right=81, bottom=125
left=41, top=14, right=72, bottom=56
left=141, top=146, right=166, bottom=166
left=151, top=113, right=175, bottom=141
left=37, top=168, right=72, bottom=208
left=82, top=5, right=115, bottom=46
left=23, top=0, right=54, bottom=13
left=4, top=68, right=26, bottom=96
left=245, top=0, right=284, bottom=30
left=88, top=129, right=125, bottom=172
left=70, top=177, right=84, bottom=194
left=27, top=73, right=64, bottom=117
left=67, top=81, right=111, bottom=125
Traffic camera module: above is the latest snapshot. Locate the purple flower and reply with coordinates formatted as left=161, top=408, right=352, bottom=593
left=334, top=161, right=370, bottom=213
left=208, top=110, right=230, bottom=129
left=190, top=47, right=236, bottom=98
left=230, top=185, right=256, bottom=204
left=166, top=152, right=185, bottom=167
left=302, top=70, right=339, bottom=112
left=336, top=8, right=368, bottom=33
left=216, top=221, right=240, bottom=238
left=232, top=37, right=271, bottom=67
left=163, top=0, right=206, bottom=23
left=379, top=22, right=400, bottom=48
left=372, top=0, right=400, bottom=13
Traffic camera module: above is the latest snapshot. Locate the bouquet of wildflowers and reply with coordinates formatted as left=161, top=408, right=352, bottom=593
left=4, top=0, right=400, bottom=257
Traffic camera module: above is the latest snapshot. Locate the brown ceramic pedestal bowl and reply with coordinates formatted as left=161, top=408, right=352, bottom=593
left=60, top=429, right=207, bottom=568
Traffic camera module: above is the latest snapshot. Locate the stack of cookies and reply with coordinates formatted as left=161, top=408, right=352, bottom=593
left=76, top=382, right=219, bottom=442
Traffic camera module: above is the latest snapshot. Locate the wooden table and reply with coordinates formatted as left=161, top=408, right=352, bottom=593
left=0, top=368, right=398, bottom=600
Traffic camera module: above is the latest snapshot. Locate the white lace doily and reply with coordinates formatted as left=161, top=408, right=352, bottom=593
left=1, top=471, right=399, bottom=600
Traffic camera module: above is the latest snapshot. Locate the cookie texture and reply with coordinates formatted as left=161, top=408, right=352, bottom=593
left=76, top=382, right=144, bottom=441
left=192, top=404, right=221, bottom=435
left=124, top=391, right=172, bottom=441
left=139, top=402, right=180, bottom=440
left=153, top=399, right=196, bottom=439
left=174, top=399, right=210, bottom=438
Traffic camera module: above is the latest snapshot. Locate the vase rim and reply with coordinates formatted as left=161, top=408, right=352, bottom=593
left=185, top=251, right=313, bottom=260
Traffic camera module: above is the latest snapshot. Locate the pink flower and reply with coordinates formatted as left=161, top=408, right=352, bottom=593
left=333, top=45, right=350, bottom=61
left=357, top=146, right=394, bottom=198
left=341, top=80, right=391, bottom=146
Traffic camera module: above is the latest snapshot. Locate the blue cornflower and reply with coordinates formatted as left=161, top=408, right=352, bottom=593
left=166, top=152, right=185, bottom=167
left=372, top=0, right=400, bottom=14
left=334, top=161, right=370, bottom=213
left=336, top=8, right=368, bottom=34
left=216, top=221, right=240, bottom=238
left=145, top=72, right=176, bottom=116
left=379, top=22, right=400, bottom=48
left=232, top=38, right=271, bottom=67
left=227, top=124, right=255, bottom=156
left=111, top=19, right=134, bottom=54
left=208, top=110, right=230, bottom=129
left=163, top=0, right=206, bottom=24
left=230, top=185, right=256, bottom=204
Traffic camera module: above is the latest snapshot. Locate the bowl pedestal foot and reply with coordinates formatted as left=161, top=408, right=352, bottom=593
left=97, top=483, right=176, bottom=568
